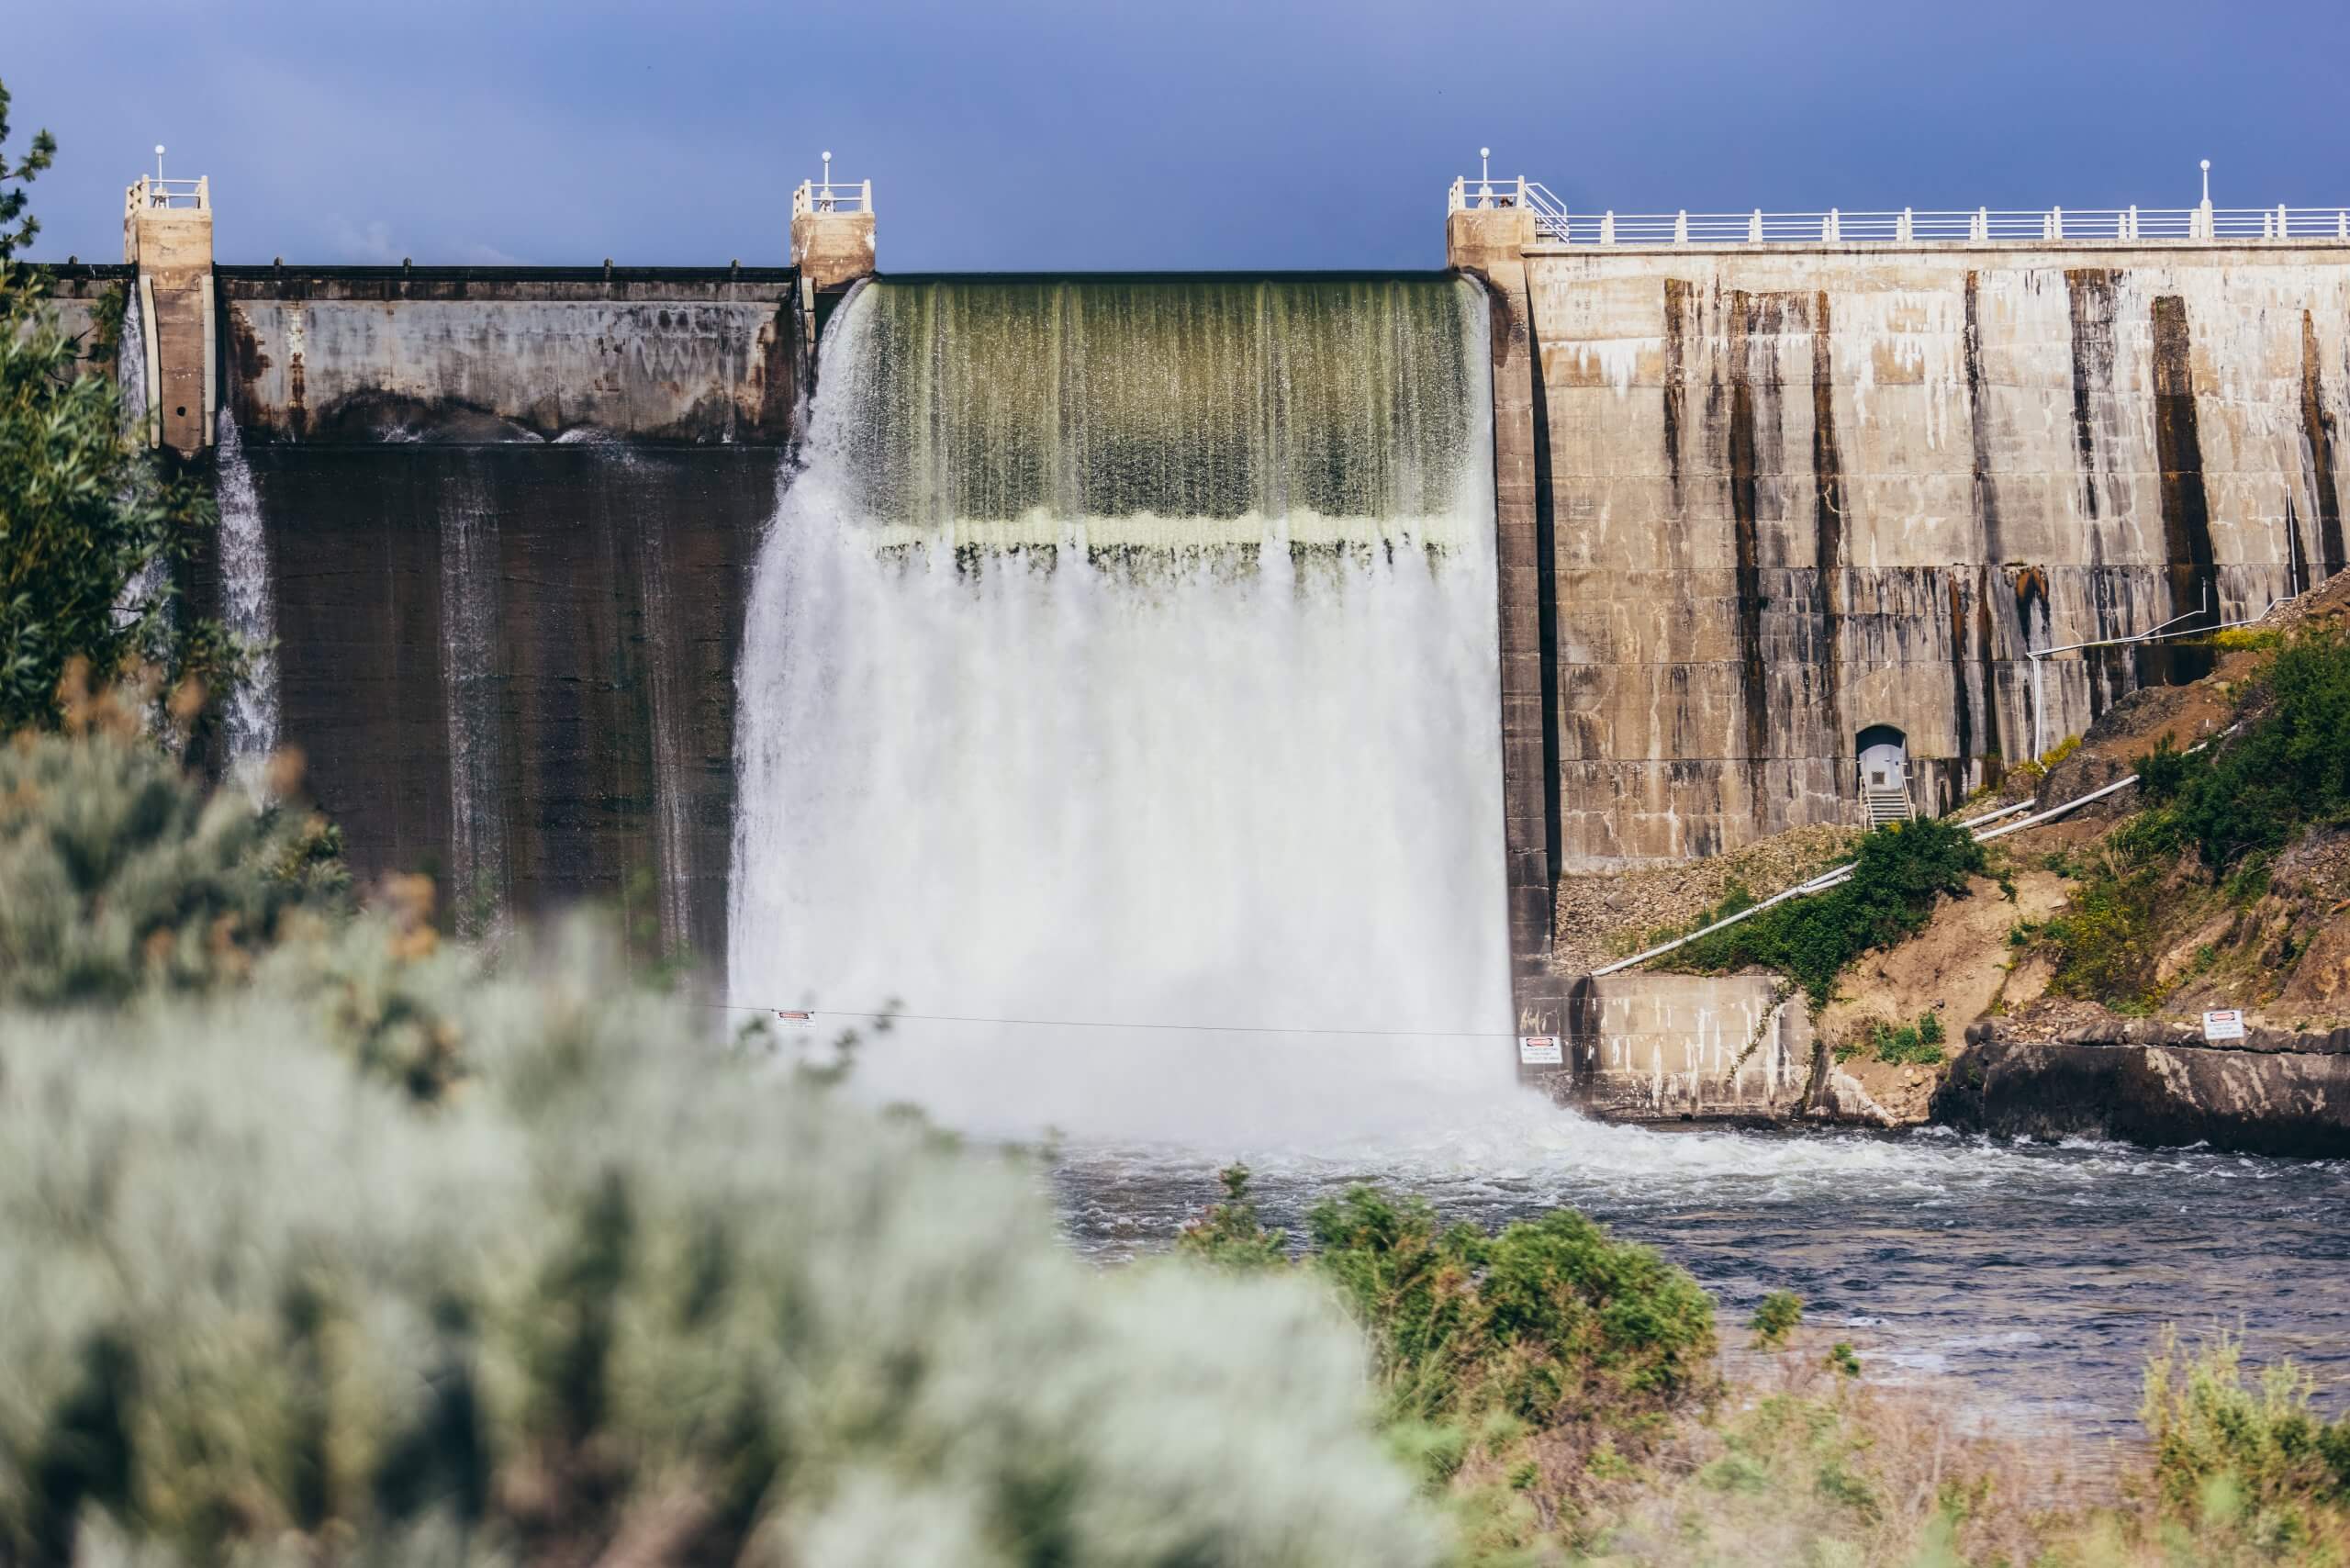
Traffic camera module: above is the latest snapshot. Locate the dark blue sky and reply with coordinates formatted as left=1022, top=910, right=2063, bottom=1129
left=14, top=0, right=2348, bottom=271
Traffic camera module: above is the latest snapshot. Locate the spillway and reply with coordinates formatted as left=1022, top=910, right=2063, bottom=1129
left=728, top=275, right=1513, bottom=1139
left=214, top=413, right=281, bottom=778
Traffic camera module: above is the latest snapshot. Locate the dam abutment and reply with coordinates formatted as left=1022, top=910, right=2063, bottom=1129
left=1452, top=179, right=2350, bottom=1094
left=1448, top=201, right=1562, bottom=992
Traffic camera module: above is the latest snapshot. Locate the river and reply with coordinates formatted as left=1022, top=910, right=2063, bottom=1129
left=1045, top=1099, right=2350, bottom=1443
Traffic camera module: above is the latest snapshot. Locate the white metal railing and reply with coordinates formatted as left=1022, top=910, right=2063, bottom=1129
left=1449, top=175, right=1574, bottom=242
left=124, top=174, right=208, bottom=216
left=1449, top=178, right=2350, bottom=248
left=792, top=178, right=872, bottom=218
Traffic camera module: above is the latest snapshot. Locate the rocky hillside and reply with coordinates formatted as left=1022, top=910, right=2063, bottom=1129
left=1558, top=569, right=2350, bottom=1145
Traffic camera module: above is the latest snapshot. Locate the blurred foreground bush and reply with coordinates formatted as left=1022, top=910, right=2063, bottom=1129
left=1182, top=1170, right=1718, bottom=1554
left=0, top=675, right=344, bottom=1008
left=0, top=724, right=1444, bottom=1567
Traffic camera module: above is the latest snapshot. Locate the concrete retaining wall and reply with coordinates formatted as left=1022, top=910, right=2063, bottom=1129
left=1522, top=244, right=2350, bottom=870
left=1561, top=971, right=1814, bottom=1122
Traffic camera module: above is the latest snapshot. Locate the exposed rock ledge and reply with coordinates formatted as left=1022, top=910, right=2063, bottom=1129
left=1931, top=1012, right=2350, bottom=1158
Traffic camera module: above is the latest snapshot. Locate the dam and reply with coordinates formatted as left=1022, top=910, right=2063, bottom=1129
left=48, top=166, right=2350, bottom=1086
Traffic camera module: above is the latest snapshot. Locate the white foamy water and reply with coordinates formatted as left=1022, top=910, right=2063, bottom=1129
left=118, top=297, right=149, bottom=435
left=439, top=474, right=508, bottom=938
left=729, top=277, right=1513, bottom=1144
left=215, top=413, right=282, bottom=781
left=111, top=304, right=169, bottom=641
left=1049, top=1107, right=2350, bottom=1443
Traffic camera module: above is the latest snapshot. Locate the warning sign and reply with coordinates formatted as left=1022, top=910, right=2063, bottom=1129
left=775, top=1010, right=816, bottom=1029
left=2201, top=1009, right=2244, bottom=1042
left=1518, top=1035, right=1563, bottom=1066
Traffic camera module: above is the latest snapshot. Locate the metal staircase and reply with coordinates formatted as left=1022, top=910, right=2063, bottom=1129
left=1864, top=784, right=1915, bottom=828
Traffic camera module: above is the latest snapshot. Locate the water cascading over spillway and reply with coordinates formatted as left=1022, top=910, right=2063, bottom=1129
left=111, top=302, right=169, bottom=640
left=438, top=476, right=508, bottom=938
left=730, top=276, right=1514, bottom=1143
left=214, top=413, right=282, bottom=777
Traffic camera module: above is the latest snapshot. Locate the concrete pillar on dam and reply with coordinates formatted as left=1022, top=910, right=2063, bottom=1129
left=1448, top=180, right=1576, bottom=1061
left=122, top=164, right=216, bottom=456
left=789, top=168, right=877, bottom=351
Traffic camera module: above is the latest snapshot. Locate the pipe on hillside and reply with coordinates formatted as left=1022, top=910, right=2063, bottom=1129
left=1589, top=772, right=2143, bottom=978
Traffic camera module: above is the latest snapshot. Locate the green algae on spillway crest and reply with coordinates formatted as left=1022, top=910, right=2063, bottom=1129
left=822, top=274, right=1489, bottom=549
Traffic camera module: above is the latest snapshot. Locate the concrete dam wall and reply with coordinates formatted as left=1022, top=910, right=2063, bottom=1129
left=52, top=175, right=2350, bottom=1039
left=50, top=252, right=804, bottom=957
left=226, top=268, right=800, bottom=955
left=1451, top=200, right=2350, bottom=995
left=1522, top=244, right=2350, bottom=873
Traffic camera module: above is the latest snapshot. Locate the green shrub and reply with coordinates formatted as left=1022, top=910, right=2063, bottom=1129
left=0, top=695, right=346, bottom=1007
left=2151, top=627, right=2350, bottom=869
left=2142, top=1328, right=2350, bottom=1547
left=1305, top=1189, right=1717, bottom=1428
left=1175, top=1162, right=1289, bottom=1272
left=0, top=931, right=1445, bottom=1568
left=1860, top=1011, right=1947, bottom=1067
left=2042, top=864, right=2169, bottom=1014
left=0, top=733, right=1445, bottom=1567
left=1748, top=1292, right=1804, bottom=1350
left=2135, top=734, right=2199, bottom=801
left=1673, top=818, right=1986, bottom=1004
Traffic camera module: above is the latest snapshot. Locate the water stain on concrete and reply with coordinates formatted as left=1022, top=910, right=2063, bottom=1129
left=2065, top=269, right=2119, bottom=521
left=1809, top=289, right=1847, bottom=751
left=2301, top=309, right=2345, bottom=580
left=2150, top=295, right=2218, bottom=683
left=1963, top=271, right=2005, bottom=564
left=1725, top=291, right=1771, bottom=788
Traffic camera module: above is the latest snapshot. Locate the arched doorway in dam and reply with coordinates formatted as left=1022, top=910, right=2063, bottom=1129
left=1855, top=723, right=1914, bottom=826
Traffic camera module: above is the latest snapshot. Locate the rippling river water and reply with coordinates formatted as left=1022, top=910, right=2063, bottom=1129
left=1045, top=1098, right=2350, bottom=1443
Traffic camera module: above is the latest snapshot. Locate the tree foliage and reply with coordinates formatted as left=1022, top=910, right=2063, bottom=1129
left=0, top=77, right=227, bottom=733
left=0, top=671, right=346, bottom=1008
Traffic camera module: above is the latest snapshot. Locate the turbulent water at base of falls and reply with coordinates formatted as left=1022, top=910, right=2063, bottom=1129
left=214, top=414, right=282, bottom=780
left=1050, top=1107, right=2350, bottom=1443
left=729, top=276, right=1510, bottom=1145
left=440, top=477, right=509, bottom=939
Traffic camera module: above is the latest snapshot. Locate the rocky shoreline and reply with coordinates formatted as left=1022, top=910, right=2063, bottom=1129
left=1539, top=977, right=2350, bottom=1158
left=1931, top=1014, right=2350, bottom=1158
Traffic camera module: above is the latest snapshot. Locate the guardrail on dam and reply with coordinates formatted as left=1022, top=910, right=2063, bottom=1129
left=36, top=163, right=2350, bottom=1068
